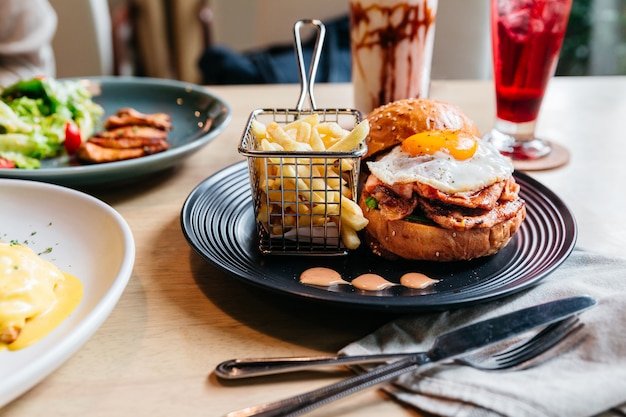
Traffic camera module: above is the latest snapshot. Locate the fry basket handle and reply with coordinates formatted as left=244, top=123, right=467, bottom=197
left=293, top=19, right=326, bottom=111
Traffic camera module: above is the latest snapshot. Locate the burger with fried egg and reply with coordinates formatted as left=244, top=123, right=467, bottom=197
left=359, top=98, right=526, bottom=261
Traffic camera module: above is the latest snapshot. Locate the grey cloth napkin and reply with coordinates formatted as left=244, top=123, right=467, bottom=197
left=340, top=249, right=626, bottom=417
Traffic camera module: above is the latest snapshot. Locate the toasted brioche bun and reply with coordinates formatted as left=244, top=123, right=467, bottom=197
left=359, top=193, right=526, bottom=261
left=360, top=98, right=525, bottom=261
left=364, top=98, right=481, bottom=159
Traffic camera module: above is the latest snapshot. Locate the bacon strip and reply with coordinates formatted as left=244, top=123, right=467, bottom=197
left=418, top=198, right=525, bottom=230
left=413, top=181, right=505, bottom=210
left=362, top=174, right=524, bottom=230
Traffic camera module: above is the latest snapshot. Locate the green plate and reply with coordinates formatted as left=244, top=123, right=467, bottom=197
left=0, top=76, right=231, bottom=187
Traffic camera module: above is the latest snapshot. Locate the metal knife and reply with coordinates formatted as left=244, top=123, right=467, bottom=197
left=224, top=295, right=596, bottom=417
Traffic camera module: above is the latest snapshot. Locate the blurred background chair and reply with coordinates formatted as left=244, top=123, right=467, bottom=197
left=49, top=0, right=114, bottom=77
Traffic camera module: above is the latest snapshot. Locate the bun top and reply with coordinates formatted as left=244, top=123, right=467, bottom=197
left=364, top=98, right=481, bottom=159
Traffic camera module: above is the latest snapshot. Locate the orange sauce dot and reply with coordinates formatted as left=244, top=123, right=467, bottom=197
left=351, top=273, right=396, bottom=291
left=400, top=272, right=439, bottom=289
left=300, top=267, right=349, bottom=287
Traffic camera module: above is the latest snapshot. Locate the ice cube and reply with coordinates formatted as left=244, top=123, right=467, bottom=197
left=500, top=7, right=546, bottom=43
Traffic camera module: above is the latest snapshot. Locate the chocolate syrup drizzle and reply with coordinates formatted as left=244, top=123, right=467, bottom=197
left=351, top=1, right=436, bottom=110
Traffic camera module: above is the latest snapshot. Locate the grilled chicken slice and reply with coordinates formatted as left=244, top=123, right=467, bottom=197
left=77, top=141, right=169, bottom=163
left=93, top=126, right=169, bottom=142
left=76, top=107, right=172, bottom=164
left=104, top=107, right=172, bottom=131
left=88, top=135, right=169, bottom=150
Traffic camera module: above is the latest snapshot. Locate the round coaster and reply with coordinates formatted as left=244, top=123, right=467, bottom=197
left=512, top=141, right=570, bottom=171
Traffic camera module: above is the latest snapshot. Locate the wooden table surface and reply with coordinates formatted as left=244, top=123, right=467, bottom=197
left=2, top=77, right=625, bottom=417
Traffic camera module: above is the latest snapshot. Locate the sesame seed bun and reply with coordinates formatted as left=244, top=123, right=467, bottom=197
left=364, top=98, right=480, bottom=159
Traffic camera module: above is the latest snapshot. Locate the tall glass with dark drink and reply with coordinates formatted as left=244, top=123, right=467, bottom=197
left=484, top=0, right=572, bottom=160
left=350, top=0, right=438, bottom=116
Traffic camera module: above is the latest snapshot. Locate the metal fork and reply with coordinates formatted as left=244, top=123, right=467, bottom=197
left=458, top=315, right=583, bottom=370
left=224, top=316, right=584, bottom=417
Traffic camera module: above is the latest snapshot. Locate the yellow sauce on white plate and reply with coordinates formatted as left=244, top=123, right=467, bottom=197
left=0, top=243, right=83, bottom=351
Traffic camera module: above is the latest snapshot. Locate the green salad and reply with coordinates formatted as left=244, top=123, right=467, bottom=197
left=0, top=77, right=104, bottom=169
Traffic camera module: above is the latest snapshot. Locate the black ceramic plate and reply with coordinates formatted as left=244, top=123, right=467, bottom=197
left=0, top=76, right=231, bottom=187
left=181, top=161, right=577, bottom=312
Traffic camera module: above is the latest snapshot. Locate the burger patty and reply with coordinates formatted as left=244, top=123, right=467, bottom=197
left=363, top=175, right=525, bottom=231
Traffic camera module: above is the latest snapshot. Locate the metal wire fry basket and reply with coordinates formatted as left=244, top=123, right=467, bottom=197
left=238, top=20, right=366, bottom=256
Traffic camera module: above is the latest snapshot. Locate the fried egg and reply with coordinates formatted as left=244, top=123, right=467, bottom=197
left=366, top=130, right=514, bottom=194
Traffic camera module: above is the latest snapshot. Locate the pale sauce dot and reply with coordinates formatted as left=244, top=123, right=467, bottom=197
left=300, top=267, right=349, bottom=287
left=400, top=272, right=439, bottom=289
left=351, top=273, right=396, bottom=291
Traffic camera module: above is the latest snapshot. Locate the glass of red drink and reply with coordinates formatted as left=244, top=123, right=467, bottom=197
left=483, top=0, right=572, bottom=160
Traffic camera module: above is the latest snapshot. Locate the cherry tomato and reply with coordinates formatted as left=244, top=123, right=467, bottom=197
left=0, top=158, right=16, bottom=169
left=64, top=121, right=82, bottom=154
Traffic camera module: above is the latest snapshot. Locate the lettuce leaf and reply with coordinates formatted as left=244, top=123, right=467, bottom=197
left=0, top=77, right=104, bottom=168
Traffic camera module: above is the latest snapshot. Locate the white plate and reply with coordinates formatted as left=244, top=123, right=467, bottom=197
left=0, top=179, right=135, bottom=407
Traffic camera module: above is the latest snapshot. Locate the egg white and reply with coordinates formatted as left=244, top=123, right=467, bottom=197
left=366, top=139, right=514, bottom=194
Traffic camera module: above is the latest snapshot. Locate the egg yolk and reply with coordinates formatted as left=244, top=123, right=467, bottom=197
left=401, top=130, right=478, bottom=160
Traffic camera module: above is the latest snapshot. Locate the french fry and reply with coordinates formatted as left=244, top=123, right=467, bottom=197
left=308, top=128, right=326, bottom=151
left=296, top=122, right=312, bottom=143
left=260, top=138, right=283, bottom=152
left=295, top=201, right=312, bottom=215
left=327, top=120, right=370, bottom=152
left=251, top=119, right=267, bottom=140
left=250, top=113, right=368, bottom=249
left=340, top=225, right=361, bottom=250
left=284, top=113, right=320, bottom=131
left=311, top=200, right=340, bottom=216
left=266, top=122, right=312, bottom=151
left=316, top=122, right=349, bottom=138
left=340, top=196, right=369, bottom=231
left=283, top=214, right=297, bottom=227
left=256, top=201, right=269, bottom=224
left=271, top=225, right=285, bottom=236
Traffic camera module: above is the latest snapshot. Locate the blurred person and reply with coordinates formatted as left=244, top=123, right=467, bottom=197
left=199, top=15, right=350, bottom=85
left=0, top=0, right=57, bottom=86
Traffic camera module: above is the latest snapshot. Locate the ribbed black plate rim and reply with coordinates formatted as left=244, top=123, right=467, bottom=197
left=181, top=161, right=577, bottom=312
